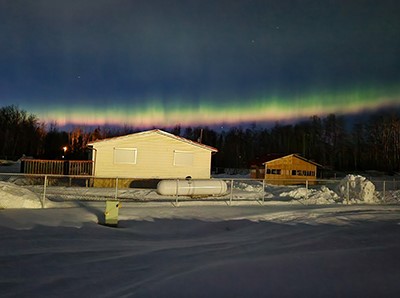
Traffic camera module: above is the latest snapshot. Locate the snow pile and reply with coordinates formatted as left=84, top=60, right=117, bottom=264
left=6, top=176, right=33, bottom=186
left=280, top=187, right=308, bottom=199
left=236, top=182, right=262, bottom=192
left=280, top=185, right=339, bottom=204
left=0, top=181, right=42, bottom=209
left=337, top=175, right=378, bottom=203
left=316, top=186, right=340, bottom=203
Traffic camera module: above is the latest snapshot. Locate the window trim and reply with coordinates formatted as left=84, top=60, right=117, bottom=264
left=173, top=150, right=194, bottom=166
left=113, top=147, right=138, bottom=164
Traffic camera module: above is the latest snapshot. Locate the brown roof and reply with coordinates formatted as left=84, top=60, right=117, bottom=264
left=263, top=154, right=323, bottom=167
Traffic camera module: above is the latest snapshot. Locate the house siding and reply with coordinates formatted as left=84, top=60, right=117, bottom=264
left=91, top=131, right=213, bottom=179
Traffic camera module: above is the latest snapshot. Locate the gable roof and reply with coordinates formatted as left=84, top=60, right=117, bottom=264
left=250, top=153, right=286, bottom=166
left=88, top=129, right=218, bottom=152
left=263, top=154, right=322, bottom=167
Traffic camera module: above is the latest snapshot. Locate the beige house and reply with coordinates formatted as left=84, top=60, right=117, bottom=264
left=263, top=154, right=320, bottom=184
left=88, top=129, right=217, bottom=180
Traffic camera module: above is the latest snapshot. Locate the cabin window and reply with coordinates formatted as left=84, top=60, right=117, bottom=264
left=113, top=148, right=137, bottom=164
left=266, top=168, right=281, bottom=175
left=173, top=150, right=194, bottom=166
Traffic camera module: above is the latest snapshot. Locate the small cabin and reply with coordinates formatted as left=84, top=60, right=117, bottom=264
left=88, top=129, right=217, bottom=182
left=250, top=153, right=284, bottom=179
left=263, top=154, right=320, bottom=184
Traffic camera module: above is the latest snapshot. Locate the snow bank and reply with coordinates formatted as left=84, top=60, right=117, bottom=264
left=276, top=175, right=379, bottom=204
left=337, top=174, right=378, bottom=203
left=280, top=185, right=339, bottom=204
left=0, top=181, right=42, bottom=209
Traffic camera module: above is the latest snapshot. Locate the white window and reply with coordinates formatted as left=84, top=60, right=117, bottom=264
left=173, top=150, right=194, bottom=166
left=113, top=148, right=137, bottom=164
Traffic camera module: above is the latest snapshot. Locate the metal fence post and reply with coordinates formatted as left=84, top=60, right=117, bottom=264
left=115, top=177, right=119, bottom=200
left=42, top=175, right=47, bottom=208
left=346, top=181, right=350, bottom=204
left=305, top=180, right=309, bottom=199
left=262, top=179, right=265, bottom=205
left=383, top=181, right=386, bottom=202
left=175, top=179, right=179, bottom=207
left=230, top=179, right=233, bottom=206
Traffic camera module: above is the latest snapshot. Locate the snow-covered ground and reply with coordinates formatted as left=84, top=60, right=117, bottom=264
left=1, top=173, right=400, bottom=297
left=1, top=202, right=400, bottom=297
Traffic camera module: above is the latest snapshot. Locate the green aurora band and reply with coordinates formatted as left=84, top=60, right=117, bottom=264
left=31, top=84, right=400, bottom=128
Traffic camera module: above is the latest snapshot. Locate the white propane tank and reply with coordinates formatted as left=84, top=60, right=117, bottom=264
left=157, top=179, right=228, bottom=196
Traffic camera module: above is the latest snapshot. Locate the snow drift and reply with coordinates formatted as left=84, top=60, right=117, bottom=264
left=0, top=181, right=42, bottom=209
left=1, top=203, right=400, bottom=297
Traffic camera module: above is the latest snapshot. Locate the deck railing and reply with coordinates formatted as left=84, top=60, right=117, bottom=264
left=21, top=159, right=93, bottom=175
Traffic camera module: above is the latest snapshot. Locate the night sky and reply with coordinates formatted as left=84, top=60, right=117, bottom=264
left=1, top=0, right=400, bottom=128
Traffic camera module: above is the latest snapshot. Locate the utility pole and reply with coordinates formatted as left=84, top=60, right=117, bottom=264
left=197, top=128, right=203, bottom=143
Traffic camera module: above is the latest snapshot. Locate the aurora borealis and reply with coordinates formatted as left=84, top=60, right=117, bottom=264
left=1, top=0, right=400, bottom=128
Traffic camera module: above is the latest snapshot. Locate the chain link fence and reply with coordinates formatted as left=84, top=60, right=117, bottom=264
left=1, top=173, right=400, bottom=207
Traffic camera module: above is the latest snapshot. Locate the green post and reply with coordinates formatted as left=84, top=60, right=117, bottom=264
left=105, top=201, right=120, bottom=227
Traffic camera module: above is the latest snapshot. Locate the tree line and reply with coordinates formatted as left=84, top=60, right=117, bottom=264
left=1, top=105, right=400, bottom=173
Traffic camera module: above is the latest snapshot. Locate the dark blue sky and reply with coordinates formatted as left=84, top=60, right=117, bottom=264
left=1, top=0, right=400, bottom=127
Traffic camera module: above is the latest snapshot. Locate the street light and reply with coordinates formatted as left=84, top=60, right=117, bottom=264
left=62, top=146, right=67, bottom=159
